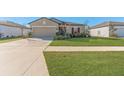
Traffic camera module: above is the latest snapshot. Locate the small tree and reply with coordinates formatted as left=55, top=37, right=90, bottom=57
left=28, top=32, right=32, bottom=38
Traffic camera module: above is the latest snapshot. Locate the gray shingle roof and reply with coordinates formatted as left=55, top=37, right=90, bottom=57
left=49, top=18, right=64, bottom=24
left=0, top=21, right=29, bottom=29
left=50, top=18, right=84, bottom=26
left=29, top=17, right=85, bottom=26
left=64, top=22, right=85, bottom=26
left=91, top=21, right=124, bottom=29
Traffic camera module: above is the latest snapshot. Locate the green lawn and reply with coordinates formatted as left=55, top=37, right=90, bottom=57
left=50, top=37, right=124, bottom=46
left=0, top=37, right=22, bottom=43
left=44, top=52, right=124, bottom=76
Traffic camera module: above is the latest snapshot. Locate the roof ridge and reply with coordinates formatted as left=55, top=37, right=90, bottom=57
left=0, top=20, right=29, bottom=28
left=91, top=21, right=124, bottom=29
left=29, top=17, right=85, bottom=26
left=49, top=18, right=64, bottom=24
left=50, top=18, right=64, bottom=22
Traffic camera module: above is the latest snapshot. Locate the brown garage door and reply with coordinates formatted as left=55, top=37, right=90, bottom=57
left=32, top=27, right=57, bottom=38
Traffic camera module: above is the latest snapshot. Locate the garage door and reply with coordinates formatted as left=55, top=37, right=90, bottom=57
left=32, top=27, right=57, bottom=38
left=115, top=29, right=124, bottom=37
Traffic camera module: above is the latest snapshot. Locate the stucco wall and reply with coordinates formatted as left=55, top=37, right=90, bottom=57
left=114, top=26, right=124, bottom=37
left=23, top=28, right=31, bottom=36
left=66, top=26, right=85, bottom=33
left=90, top=26, right=109, bottom=37
left=30, top=18, right=59, bottom=27
left=0, top=25, right=22, bottom=38
left=30, top=18, right=59, bottom=38
left=0, top=25, right=30, bottom=38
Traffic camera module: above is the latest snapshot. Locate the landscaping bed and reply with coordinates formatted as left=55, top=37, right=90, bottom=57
left=44, top=51, right=124, bottom=76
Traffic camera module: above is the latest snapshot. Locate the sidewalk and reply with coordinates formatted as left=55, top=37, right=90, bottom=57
left=44, top=46, right=124, bottom=52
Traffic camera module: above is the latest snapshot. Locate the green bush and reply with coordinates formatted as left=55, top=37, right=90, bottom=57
left=54, top=35, right=65, bottom=40
left=28, top=32, right=32, bottom=38
left=111, top=33, right=118, bottom=38
left=70, top=32, right=90, bottom=38
left=54, top=32, right=91, bottom=40
left=54, top=34, right=71, bottom=40
left=65, top=33, right=71, bottom=39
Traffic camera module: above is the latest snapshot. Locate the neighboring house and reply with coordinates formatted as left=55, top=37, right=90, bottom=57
left=90, top=21, right=124, bottom=37
left=0, top=21, right=31, bottom=38
left=29, top=17, right=86, bottom=38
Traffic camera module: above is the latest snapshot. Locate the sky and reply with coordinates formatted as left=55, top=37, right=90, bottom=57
left=1, top=17, right=124, bottom=26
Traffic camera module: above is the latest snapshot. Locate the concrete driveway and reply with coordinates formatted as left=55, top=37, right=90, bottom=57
left=0, top=38, right=52, bottom=76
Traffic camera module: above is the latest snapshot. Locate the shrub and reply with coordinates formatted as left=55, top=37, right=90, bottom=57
left=70, top=32, right=90, bottom=38
left=111, top=33, right=118, bottom=38
left=56, top=31, right=65, bottom=36
left=65, top=33, right=71, bottom=39
left=54, top=34, right=71, bottom=40
left=82, top=32, right=91, bottom=38
left=28, top=32, right=32, bottom=38
left=79, top=33, right=86, bottom=37
left=54, top=35, right=66, bottom=40
left=54, top=31, right=91, bottom=40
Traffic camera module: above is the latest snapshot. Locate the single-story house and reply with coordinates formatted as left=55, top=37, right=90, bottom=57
left=0, top=21, right=31, bottom=38
left=29, top=17, right=86, bottom=38
left=90, top=21, right=124, bottom=37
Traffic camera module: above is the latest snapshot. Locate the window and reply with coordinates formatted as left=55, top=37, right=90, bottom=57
left=72, top=27, right=74, bottom=34
left=78, top=27, right=80, bottom=33
left=42, top=21, right=46, bottom=24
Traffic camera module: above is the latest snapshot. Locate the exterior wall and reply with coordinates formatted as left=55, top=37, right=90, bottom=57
left=114, top=26, right=124, bottom=37
left=30, top=18, right=59, bottom=38
left=0, top=25, right=22, bottom=38
left=30, top=18, right=59, bottom=27
left=0, top=25, right=30, bottom=38
left=66, top=25, right=85, bottom=33
left=32, top=27, right=58, bottom=38
left=23, top=28, right=31, bottom=36
left=90, top=26, right=109, bottom=37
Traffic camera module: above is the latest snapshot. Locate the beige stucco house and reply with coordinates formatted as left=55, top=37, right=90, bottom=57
left=29, top=17, right=86, bottom=38
left=0, top=21, right=31, bottom=38
left=90, top=21, right=124, bottom=37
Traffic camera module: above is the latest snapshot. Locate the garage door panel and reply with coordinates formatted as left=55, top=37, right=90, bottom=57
left=32, top=27, right=57, bottom=38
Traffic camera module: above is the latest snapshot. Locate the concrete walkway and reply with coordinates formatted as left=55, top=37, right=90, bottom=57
left=45, top=46, right=124, bottom=52
left=0, top=38, right=52, bottom=76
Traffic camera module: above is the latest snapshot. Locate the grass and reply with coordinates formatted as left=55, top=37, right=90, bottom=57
left=0, top=37, right=22, bottom=43
left=44, top=51, right=124, bottom=76
left=50, top=37, right=124, bottom=46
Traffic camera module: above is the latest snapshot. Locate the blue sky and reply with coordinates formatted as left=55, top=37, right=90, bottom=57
left=1, top=17, right=124, bottom=26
